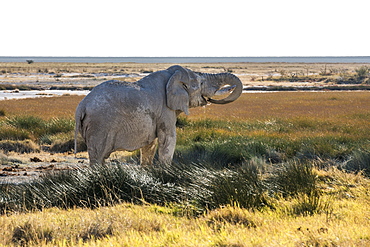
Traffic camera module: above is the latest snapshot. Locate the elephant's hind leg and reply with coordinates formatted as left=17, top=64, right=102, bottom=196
left=140, top=139, right=158, bottom=166
left=87, top=137, right=114, bottom=166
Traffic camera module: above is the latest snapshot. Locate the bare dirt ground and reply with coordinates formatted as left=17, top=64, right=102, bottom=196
left=0, top=151, right=88, bottom=184
left=0, top=150, right=136, bottom=184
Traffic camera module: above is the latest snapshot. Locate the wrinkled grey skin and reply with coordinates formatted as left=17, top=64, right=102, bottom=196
left=75, top=65, right=243, bottom=165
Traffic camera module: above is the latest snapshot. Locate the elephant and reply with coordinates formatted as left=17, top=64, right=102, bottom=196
left=74, top=65, right=243, bottom=165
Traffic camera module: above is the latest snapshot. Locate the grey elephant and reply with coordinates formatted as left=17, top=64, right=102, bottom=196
left=75, top=65, right=243, bottom=165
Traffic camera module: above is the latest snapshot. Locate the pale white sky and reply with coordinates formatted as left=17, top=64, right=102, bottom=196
left=1, top=0, right=368, bottom=57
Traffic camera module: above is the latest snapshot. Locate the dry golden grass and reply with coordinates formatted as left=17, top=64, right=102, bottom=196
left=191, top=91, right=370, bottom=121
left=2, top=91, right=370, bottom=121
left=1, top=188, right=369, bottom=247
left=0, top=95, right=84, bottom=119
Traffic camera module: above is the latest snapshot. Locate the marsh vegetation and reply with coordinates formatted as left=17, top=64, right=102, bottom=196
left=0, top=63, right=369, bottom=246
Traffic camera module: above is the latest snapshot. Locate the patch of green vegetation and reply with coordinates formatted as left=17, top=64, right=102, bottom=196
left=0, top=116, right=79, bottom=152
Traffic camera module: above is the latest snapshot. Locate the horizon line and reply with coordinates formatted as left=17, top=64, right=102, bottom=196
left=1, top=55, right=370, bottom=58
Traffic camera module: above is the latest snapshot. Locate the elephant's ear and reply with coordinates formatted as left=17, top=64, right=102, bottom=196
left=166, top=70, right=190, bottom=115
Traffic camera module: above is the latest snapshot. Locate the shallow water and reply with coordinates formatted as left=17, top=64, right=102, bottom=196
left=0, top=90, right=90, bottom=100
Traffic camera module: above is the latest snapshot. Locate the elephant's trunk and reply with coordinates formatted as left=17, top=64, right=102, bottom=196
left=199, top=72, right=243, bottom=104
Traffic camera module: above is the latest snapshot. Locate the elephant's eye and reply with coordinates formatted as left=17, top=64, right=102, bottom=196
left=182, top=83, right=188, bottom=90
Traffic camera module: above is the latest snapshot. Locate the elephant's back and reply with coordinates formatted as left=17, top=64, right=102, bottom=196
left=90, top=80, right=141, bottom=96
left=81, top=80, right=160, bottom=120
left=82, top=80, right=140, bottom=108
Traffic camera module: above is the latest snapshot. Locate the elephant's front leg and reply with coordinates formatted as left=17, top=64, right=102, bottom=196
left=157, top=125, right=176, bottom=165
left=140, top=139, right=157, bottom=166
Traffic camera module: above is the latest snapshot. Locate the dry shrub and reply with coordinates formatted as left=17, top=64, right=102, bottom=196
left=78, top=223, right=114, bottom=242
left=206, top=206, right=257, bottom=229
left=11, top=222, right=53, bottom=246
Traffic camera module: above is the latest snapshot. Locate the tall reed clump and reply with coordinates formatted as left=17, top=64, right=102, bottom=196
left=0, top=163, right=189, bottom=212
left=273, top=162, right=332, bottom=216
left=344, top=149, right=370, bottom=177
left=200, top=163, right=273, bottom=210
left=0, top=157, right=330, bottom=216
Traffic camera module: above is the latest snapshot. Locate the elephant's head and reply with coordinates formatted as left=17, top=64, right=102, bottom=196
left=166, top=65, right=243, bottom=115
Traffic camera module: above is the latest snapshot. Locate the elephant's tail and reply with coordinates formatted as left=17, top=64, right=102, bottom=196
left=74, top=105, right=85, bottom=156
left=74, top=124, right=79, bottom=156
left=74, top=115, right=80, bottom=156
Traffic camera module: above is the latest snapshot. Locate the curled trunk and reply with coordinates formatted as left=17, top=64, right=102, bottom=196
left=198, top=72, right=243, bottom=104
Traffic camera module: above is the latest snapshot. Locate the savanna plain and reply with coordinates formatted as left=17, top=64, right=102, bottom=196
left=0, top=62, right=370, bottom=246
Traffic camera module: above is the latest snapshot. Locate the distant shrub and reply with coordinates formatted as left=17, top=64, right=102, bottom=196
left=0, top=109, right=5, bottom=117
left=355, top=66, right=369, bottom=79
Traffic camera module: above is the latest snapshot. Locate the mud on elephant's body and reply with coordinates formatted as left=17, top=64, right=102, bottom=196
left=75, top=65, right=243, bottom=165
